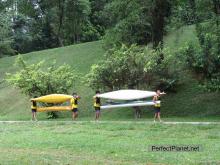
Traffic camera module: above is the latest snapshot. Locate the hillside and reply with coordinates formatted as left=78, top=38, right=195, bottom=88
left=0, top=41, right=105, bottom=120
left=0, top=26, right=220, bottom=121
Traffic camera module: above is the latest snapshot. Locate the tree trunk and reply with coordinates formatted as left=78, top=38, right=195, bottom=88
left=57, top=0, right=65, bottom=46
left=151, top=0, right=170, bottom=49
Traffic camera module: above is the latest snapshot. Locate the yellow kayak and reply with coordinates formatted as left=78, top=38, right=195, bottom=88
left=37, top=106, right=72, bottom=112
left=31, top=94, right=73, bottom=103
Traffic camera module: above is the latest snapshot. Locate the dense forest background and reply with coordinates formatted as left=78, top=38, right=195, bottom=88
left=0, top=0, right=218, bottom=55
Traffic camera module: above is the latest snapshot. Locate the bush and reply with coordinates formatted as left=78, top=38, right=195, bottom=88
left=86, top=44, right=179, bottom=92
left=6, top=56, right=78, bottom=118
left=179, top=21, right=220, bottom=92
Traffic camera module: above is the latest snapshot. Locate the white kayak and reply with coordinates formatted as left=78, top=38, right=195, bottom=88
left=97, top=89, right=157, bottom=100
left=101, top=101, right=160, bottom=109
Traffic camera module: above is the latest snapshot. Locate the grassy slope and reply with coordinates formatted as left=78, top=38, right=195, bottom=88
left=0, top=122, right=220, bottom=165
left=0, top=26, right=219, bottom=120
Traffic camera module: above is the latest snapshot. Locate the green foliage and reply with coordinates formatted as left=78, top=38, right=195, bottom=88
left=179, top=21, right=220, bottom=91
left=171, top=0, right=197, bottom=26
left=86, top=44, right=179, bottom=91
left=102, top=0, right=151, bottom=48
left=6, top=56, right=78, bottom=97
left=81, top=21, right=101, bottom=42
left=0, top=11, right=15, bottom=57
left=102, top=0, right=171, bottom=49
left=168, top=0, right=218, bottom=30
left=0, top=0, right=101, bottom=54
left=89, top=0, right=110, bottom=36
left=63, top=0, right=91, bottom=44
left=204, top=77, right=220, bottom=92
left=6, top=56, right=78, bottom=118
left=86, top=44, right=148, bottom=90
left=1, top=0, right=219, bottom=55
left=144, top=46, right=182, bottom=91
left=12, top=14, right=34, bottom=53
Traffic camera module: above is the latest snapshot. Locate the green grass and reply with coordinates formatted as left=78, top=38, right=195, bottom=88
left=0, top=122, right=220, bottom=164
left=0, top=26, right=220, bottom=121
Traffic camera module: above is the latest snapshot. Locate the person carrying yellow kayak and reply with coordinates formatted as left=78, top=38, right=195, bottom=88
left=31, top=97, right=37, bottom=121
left=71, top=92, right=81, bottom=120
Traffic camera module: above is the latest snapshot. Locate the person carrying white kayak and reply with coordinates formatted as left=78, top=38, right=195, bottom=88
left=153, top=90, right=166, bottom=122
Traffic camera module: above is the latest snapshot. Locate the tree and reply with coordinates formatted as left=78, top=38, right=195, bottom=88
left=151, top=0, right=171, bottom=48
left=102, top=0, right=171, bottom=49
left=102, top=0, right=152, bottom=48
left=6, top=56, right=78, bottom=118
left=64, top=0, right=91, bottom=44
left=0, top=11, right=15, bottom=57
left=89, top=0, right=111, bottom=36
left=12, top=14, right=33, bottom=53
left=86, top=45, right=148, bottom=90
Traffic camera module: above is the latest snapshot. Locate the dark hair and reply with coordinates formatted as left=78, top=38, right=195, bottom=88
left=72, top=92, right=77, bottom=95
left=96, top=90, right=100, bottom=94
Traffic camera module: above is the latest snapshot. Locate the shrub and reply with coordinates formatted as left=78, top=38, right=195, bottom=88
left=6, top=56, right=78, bottom=118
left=179, top=21, right=220, bottom=92
left=86, top=44, right=179, bottom=92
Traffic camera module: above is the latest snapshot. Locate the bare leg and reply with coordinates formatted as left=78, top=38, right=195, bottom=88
left=32, top=112, right=34, bottom=121
left=154, top=113, right=157, bottom=122
left=158, top=112, right=162, bottom=122
left=73, top=112, right=78, bottom=120
left=72, top=112, right=74, bottom=120
left=95, top=111, right=98, bottom=120
left=32, top=112, right=37, bottom=121
left=75, top=112, right=78, bottom=119
left=96, top=111, right=100, bottom=121
left=97, top=111, right=100, bottom=120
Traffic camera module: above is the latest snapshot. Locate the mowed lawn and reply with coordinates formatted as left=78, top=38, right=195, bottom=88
left=0, top=122, right=220, bottom=165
